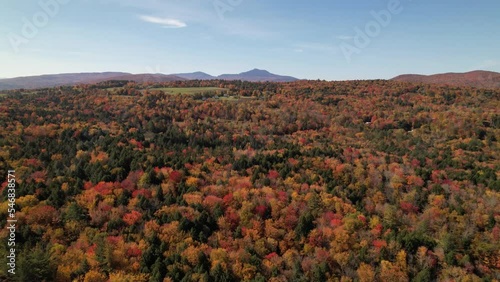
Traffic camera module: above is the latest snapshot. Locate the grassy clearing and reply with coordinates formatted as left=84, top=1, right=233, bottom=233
left=105, top=87, right=122, bottom=91
left=218, top=96, right=239, bottom=101
left=219, top=96, right=258, bottom=102
left=0, top=91, right=38, bottom=96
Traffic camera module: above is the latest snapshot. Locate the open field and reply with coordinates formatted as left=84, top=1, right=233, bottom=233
left=0, top=90, right=39, bottom=96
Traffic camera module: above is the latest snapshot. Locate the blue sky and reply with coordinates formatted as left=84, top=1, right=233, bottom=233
left=1, top=0, right=499, bottom=80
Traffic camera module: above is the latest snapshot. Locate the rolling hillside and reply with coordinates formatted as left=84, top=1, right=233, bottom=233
left=392, top=70, right=500, bottom=89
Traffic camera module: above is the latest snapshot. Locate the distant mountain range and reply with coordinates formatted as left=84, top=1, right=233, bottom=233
left=173, top=69, right=298, bottom=82
left=0, top=69, right=299, bottom=90
left=392, top=70, right=500, bottom=89
left=216, top=69, right=298, bottom=82
left=0, top=72, right=129, bottom=91
left=2, top=69, right=499, bottom=91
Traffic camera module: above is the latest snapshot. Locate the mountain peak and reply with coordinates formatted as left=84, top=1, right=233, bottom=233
left=174, top=71, right=215, bottom=80
left=217, top=69, right=298, bottom=82
left=242, top=69, right=272, bottom=76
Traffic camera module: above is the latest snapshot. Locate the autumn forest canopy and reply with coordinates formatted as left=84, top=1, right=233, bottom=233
left=0, top=79, right=499, bottom=281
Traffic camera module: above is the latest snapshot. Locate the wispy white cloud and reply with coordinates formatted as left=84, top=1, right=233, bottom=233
left=107, top=0, right=276, bottom=38
left=138, top=15, right=187, bottom=28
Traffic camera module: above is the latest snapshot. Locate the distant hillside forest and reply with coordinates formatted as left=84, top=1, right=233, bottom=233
left=0, top=79, right=499, bottom=281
